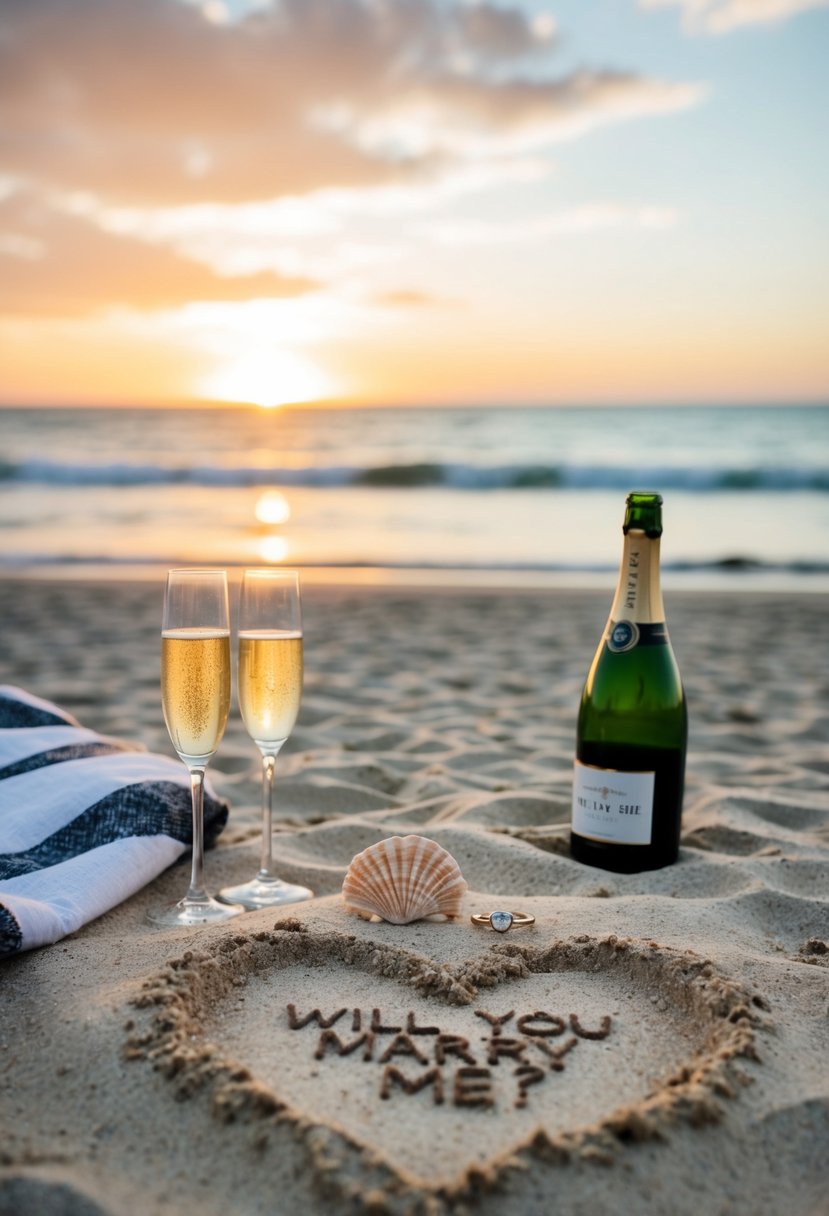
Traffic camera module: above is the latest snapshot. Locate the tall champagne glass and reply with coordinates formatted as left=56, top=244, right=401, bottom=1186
left=148, top=569, right=244, bottom=927
left=219, top=569, right=313, bottom=908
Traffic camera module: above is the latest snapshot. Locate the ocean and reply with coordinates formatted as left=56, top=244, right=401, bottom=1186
left=1, top=403, right=828, bottom=591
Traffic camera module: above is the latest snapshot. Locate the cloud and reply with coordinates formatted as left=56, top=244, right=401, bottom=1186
left=0, top=0, right=706, bottom=318
left=336, top=71, right=703, bottom=161
left=0, top=189, right=316, bottom=316
left=640, top=0, right=829, bottom=34
left=426, top=203, right=678, bottom=246
left=0, top=0, right=704, bottom=206
left=373, top=289, right=454, bottom=308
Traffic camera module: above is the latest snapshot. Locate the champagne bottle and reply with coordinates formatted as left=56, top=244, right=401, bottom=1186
left=570, top=492, right=687, bottom=873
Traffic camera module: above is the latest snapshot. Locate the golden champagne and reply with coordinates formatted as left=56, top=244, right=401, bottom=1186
left=238, top=630, right=303, bottom=748
left=161, top=628, right=231, bottom=763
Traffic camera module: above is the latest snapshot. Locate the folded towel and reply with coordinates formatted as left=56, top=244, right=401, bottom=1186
left=0, top=686, right=229, bottom=957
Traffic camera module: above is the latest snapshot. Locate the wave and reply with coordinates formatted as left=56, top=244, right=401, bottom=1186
left=1, top=458, right=828, bottom=492
left=3, top=552, right=829, bottom=577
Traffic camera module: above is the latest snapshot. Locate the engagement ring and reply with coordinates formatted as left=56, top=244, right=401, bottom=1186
left=471, top=910, right=535, bottom=933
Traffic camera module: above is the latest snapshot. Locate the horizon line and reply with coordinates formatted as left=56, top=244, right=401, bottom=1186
left=1, top=396, right=827, bottom=411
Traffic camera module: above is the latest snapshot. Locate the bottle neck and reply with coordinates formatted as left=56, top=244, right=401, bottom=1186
left=609, top=529, right=665, bottom=624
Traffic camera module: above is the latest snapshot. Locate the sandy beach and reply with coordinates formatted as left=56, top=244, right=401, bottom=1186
left=1, top=576, right=827, bottom=1216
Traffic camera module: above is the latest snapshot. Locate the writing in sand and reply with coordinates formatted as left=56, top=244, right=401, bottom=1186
left=287, top=1004, right=613, bottom=1110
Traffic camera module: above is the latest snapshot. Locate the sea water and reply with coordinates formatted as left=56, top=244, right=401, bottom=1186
left=1, top=403, right=827, bottom=590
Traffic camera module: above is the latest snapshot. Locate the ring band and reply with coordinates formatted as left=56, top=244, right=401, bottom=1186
left=471, top=910, right=535, bottom=933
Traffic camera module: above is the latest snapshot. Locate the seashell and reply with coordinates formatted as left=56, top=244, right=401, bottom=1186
left=342, top=835, right=467, bottom=925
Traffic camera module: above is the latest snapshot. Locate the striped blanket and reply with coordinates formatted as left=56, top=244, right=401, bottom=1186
left=0, top=685, right=229, bottom=958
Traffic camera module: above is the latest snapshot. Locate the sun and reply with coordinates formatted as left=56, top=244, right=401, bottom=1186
left=201, top=348, right=335, bottom=408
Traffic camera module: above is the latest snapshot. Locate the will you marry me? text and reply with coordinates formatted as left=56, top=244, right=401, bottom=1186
left=287, top=1005, right=613, bottom=1110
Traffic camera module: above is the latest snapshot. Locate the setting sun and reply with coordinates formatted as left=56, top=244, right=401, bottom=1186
left=201, top=348, right=335, bottom=408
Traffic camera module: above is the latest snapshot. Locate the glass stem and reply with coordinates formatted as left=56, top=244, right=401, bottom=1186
left=259, top=750, right=280, bottom=878
left=186, top=765, right=208, bottom=902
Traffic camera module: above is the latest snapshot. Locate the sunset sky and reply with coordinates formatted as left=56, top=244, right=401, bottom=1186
left=1, top=0, right=827, bottom=408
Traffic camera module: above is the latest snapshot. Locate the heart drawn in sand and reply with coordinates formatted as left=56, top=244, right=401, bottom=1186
left=127, top=926, right=768, bottom=1211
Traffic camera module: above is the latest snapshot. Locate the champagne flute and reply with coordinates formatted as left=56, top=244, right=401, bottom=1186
left=148, top=569, right=244, bottom=927
left=219, top=569, right=313, bottom=909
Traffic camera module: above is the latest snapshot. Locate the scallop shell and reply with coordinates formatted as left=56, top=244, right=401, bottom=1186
left=342, top=835, right=467, bottom=925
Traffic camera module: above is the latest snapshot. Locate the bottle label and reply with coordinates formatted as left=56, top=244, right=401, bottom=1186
left=572, top=760, right=655, bottom=845
left=606, top=620, right=668, bottom=652
left=608, top=535, right=665, bottom=625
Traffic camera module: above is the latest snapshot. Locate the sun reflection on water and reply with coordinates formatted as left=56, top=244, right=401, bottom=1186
left=254, top=490, right=291, bottom=525
left=258, top=535, right=290, bottom=563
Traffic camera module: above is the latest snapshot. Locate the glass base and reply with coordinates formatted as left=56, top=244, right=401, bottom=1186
left=147, top=893, right=246, bottom=927
left=217, top=874, right=314, bottom=910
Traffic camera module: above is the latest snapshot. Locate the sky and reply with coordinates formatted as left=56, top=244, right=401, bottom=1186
left=0, top=0, right=827, bottom=408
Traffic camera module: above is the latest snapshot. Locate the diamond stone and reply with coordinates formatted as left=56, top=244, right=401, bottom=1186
left=489, top=911, right=513, bottom=932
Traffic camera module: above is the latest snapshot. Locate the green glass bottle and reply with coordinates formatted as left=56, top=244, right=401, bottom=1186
left=570, top=492, right=687, bottom=873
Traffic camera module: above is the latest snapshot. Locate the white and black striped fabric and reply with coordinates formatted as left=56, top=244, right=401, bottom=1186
left=0, top=686, right=229, bottom=958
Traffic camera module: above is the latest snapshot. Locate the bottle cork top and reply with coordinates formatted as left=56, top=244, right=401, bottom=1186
left=623, top=492, right=663, bottom=537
